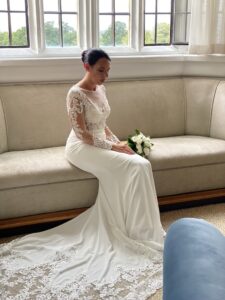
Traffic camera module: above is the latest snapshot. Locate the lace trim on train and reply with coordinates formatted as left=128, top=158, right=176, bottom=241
left=0, top=239, right=163, bottom=300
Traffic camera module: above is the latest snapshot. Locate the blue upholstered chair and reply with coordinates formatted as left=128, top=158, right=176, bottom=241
left=163, top=218, right=225, bottom=300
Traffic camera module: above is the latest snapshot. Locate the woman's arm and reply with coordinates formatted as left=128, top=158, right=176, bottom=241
left=105, top=125, right=120, bottom=144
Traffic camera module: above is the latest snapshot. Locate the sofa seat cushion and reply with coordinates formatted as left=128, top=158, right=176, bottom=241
left=0, top=147, right=95, bottom=190
left=149, top=135, right=225, bottom=170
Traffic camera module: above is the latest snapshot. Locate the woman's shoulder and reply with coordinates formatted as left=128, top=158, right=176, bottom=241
left=67, top=85, right=87, bottom=101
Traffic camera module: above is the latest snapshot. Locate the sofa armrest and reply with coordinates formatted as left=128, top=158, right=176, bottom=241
left=163, top=218, right=225, bottom=300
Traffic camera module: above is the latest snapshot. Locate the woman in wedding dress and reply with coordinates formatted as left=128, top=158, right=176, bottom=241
left=0, top=48, right=165, bottom=299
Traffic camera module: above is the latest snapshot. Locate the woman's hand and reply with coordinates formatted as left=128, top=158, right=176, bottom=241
left=111, top=142, right=135, bottom=155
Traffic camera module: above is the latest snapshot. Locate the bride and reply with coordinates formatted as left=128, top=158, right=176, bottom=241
left=0, top=48, right=165, bottom=299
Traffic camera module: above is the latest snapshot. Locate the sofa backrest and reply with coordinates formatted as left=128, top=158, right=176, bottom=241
left=106, top=78, right=185, bottom=140
left=0, top=83, right=71, bottom=151
left=184, top=78, right=220, bottom=136
left=0, top=77, right=224, bottom=152
left=210, top=81, right=225, bottom=140
left=0, top=98, right=7, bottom=153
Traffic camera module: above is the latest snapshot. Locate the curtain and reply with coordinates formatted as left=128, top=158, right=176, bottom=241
left=188, top=0, right=225, bottom=54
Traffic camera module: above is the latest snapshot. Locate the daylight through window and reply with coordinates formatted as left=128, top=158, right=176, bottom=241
left=43, top=0, right=78, bottom=48
left=144, top=0, right=192, bottom=46
left=99, top=0, right=130, bottom=47
left=0, top=0, right=29, bottom=48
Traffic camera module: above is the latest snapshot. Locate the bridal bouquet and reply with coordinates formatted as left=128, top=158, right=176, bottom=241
left=127, top=129, right=154, bottom=158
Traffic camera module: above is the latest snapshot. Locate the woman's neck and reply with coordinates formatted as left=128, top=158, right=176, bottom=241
left=77, top=76, right=97, bottom=91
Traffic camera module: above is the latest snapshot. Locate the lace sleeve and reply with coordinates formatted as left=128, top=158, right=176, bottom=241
left=105, top=125, right=120, bottom=144
left=67, top=90, right=113, bottom=150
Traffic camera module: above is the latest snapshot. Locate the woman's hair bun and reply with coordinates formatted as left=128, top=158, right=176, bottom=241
left=81, top=50, right=88, bottom=63
left=81, top=48, right=111, bottom=66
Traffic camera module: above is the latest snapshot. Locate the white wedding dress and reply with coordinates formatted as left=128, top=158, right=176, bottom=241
left=0, top=85, right=165, bottom=299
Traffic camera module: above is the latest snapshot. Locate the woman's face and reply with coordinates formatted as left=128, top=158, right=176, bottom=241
left=87, top=58, right=111, bottom=85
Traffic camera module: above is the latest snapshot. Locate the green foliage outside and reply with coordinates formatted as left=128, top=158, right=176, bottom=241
left=44, top=21, right=77, bottom=47
left=0, top=21, right=77, bottom=47
left=0, top=20, right=170, bottom=47
left=100, top=21, right=128, bottom=46
left=0, top=27, right=27, bottom=46
left=145, top=22, right=170, bottom=44
left=100, top=21, right=170, bottom=46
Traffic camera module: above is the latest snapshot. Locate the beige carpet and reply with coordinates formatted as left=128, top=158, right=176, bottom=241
left=1, top=203, right=225, bottom=300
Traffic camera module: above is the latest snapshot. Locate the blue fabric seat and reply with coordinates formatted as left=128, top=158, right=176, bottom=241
left=163, top=218, right=225, bottom=300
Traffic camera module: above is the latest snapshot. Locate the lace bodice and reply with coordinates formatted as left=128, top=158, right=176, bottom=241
left=66, top=85, right=120, bottom=149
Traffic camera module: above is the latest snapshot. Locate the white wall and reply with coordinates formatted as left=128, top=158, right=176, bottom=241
left=0, top=55, right=225, bottom=83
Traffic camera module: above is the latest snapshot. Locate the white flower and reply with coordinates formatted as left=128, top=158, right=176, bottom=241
left=143, top=147, right=150, bottom=156
left=136, top=135, right=143, bottom=145
left=131, top=135, right=139, bottom=143
left=136, top=144, right=143, bottom=154
left=145, top=141, right=153, bottom=148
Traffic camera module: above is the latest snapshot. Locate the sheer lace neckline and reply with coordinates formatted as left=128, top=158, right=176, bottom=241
left=75, top=85, right=101, bottom=93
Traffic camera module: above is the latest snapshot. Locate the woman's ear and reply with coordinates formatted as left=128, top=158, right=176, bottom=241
left=83, top=63, right=90, bottom=71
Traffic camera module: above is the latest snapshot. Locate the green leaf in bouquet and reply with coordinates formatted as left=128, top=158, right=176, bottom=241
left=135, top=129, right=140, bottom=135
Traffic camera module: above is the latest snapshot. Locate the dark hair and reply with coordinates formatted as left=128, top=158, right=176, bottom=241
left=81, top=48, right=111, bottom=66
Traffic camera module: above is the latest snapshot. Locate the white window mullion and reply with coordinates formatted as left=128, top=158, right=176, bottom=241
left=79, top=0, right=87, bottom=49
left=91, top=0, right=98, bottom=48
left=34, top=0, right=45, bottom=54
left=138, top=0, right=145, bottom=52
left=131, top=0, right=141, bottom=52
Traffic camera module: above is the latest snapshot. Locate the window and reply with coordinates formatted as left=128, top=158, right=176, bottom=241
left=0, top=0, right=192, bottom=57
left=144, top=0, right=192, bottom=46
left=98, top=0, right=130, bottom=47
left=0, top=0, right=29, bottom=48
left=173, top=0, right=191, bottom=44
left=43, top=0, right=78, bottom=48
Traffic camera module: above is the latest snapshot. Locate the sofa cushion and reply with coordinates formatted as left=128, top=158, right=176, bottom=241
left=0, top=146, right=95, bottom=190
left=0, top=84, right=71, bottom=151
left=154, top=163, right=225, bottom=196
left=1, top=136, right=225, bottom=192
left=149, top=135, right=225, bottom=170
left=106, top=78, right=185, bottom=139
left=210, top=81, right=225, bottom=140
left=0, top=98, right=7, bottom=153
left=184, top=78, right=219, bottom=136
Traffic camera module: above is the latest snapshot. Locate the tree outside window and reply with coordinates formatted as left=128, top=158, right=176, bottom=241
left=0, top=0, right=29, bottom=47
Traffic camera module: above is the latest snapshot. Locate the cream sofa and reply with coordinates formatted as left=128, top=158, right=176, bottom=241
left=0, top=77, right=225, bottom=227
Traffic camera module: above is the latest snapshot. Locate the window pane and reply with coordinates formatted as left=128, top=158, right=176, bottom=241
left=43, top=0, right=58, bottom=12
left=44, top=14, right=60, bottom=47
left=145, top=15, right=155, bottom=44
left=157, top=0, right=171, bottom=13
left=10, top=0, right=25, bottom=11
left=115, top=15, right=129, bottom=46
left=174, top=0, right=187, bottom=13
left=61, top=0, right=77, bottom=12
left=99, top=15, right=113, bottom=46
left=115, top=0, right=129, bottom=13
left=11, top=12, right=27, bottom=45
left=62, top=14, right=77, bottom=46
left=0, top=12, right=9, bottom=46
left=99, top=0, right=112, bottom=13
left=157, top=14, right=170, bottom=43
left=0, top=0, right=8, bottom=10
left=145, top=0, right=156, bottom=13
left=173, top=13, right=186, bottom=43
